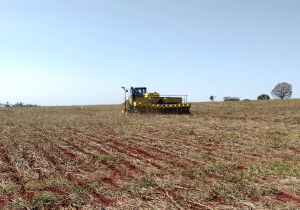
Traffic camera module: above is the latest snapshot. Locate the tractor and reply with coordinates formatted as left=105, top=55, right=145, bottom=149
left=121, top=87, right=191, bottom=114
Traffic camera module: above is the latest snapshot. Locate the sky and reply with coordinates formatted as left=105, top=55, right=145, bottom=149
left=0, top=0, right=299, bottom=106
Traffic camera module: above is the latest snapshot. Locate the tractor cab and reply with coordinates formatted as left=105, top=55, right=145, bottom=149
left=130, top=87, right=147, bottom=98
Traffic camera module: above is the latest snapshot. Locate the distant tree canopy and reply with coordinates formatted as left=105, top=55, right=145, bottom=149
left=271, top=82, right=293, bottom=99
left=224, top=97, right=240, bottom=102
left=11, top=102, right=38, bottom=107
left=258, top=94, right=270, bottom=100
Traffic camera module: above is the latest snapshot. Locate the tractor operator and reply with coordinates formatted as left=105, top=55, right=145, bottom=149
left=130, top=87, right=136, bottom=100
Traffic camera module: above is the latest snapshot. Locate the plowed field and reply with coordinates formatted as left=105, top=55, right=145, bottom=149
left=0, top=100, right=300, bottom=209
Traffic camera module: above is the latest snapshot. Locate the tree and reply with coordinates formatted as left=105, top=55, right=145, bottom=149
left=210, top=96, right=216, bottom=102
left=271, top=82, right=293, bottom=99
left=258, top=94, right=270, bottom=100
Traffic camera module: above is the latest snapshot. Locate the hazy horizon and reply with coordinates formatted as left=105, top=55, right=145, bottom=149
left=1, top=0, right=299, bottom=106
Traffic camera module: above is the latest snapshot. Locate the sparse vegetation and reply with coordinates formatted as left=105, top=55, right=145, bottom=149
left=0, top=101, right=299, bottom=209
left=100, top=154, right=116, bottom=162
left=138, top=177, right=157, bottom=188
left=32, top=194, right=60, bottom=208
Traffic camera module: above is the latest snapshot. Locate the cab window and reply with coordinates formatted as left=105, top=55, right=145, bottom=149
left=136, top=88, right=146, bottom=97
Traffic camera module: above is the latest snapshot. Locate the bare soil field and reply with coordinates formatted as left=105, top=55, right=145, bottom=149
left=0, top=100, right=300, bottom=209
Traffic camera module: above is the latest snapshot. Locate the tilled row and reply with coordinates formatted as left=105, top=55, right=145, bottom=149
left=0, top=124, right=117, bottom=207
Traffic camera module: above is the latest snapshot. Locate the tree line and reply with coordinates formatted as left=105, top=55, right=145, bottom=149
left=210, top=82, right=293, bottom=102
left=0, top=102, right=39, bottom=107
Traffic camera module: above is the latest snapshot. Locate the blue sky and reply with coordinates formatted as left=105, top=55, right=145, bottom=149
left=0, top=0, right=299, bottom=106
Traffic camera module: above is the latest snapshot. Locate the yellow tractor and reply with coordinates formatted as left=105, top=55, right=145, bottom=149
left=121, top=87, right=191, bottom=114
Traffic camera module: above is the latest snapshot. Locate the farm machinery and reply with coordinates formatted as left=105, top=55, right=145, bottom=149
left=121, top=87, right=191, bottom=114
